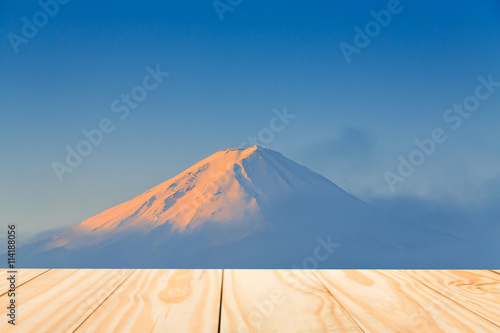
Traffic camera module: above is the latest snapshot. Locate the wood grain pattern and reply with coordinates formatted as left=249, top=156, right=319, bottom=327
left=315, top=270, right=500, bottom=333
left=0, top=269, right=50, bottom=296
left=402, top=270, right=500, bottom=326
left=75, top=269, right=222, bottom=333
left=0, top=269, right=133, bottom=333
left=220, top=269, right=361, bottom=332
left=0, top=269, right=498, bottom=332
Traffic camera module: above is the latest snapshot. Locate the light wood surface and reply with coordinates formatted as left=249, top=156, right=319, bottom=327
left=0, top=269, right=50, bottom=296
left=315, top=270, right=500, bottom=333
left=402, top=270, right=500, bottom=326
left=0, top=269, right=498, bottom=332
left=0, top=269, right=133, bottom=332
left=220, top=269, right=361, bottom=332
left=76, top=269, right=222, bottom=333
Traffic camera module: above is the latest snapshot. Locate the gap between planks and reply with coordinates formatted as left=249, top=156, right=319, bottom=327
left=217, top=269, right=224, bottom=333
left=311, top=270, right=366, bottom=333
left=72, top=269, right=137, bottom=332
left=0, top=269, right=51, bottom=297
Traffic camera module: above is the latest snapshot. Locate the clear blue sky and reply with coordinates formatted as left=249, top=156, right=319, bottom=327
left=1, top=0, right=500, bottom=240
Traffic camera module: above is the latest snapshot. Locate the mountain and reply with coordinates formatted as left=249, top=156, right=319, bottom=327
left=18, top=146, right=458, bottom=268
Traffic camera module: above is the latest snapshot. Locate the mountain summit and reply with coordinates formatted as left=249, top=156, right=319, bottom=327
left=20, top=146, right=455, bottom=268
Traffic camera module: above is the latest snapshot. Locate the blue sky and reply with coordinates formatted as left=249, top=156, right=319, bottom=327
left=1, top=0, right=500, bottom=240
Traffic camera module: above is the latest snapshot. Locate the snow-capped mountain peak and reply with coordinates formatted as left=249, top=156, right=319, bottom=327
left=22, top=146, right=455, bottom=268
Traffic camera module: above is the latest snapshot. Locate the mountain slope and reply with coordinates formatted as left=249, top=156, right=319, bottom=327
left=19, top=146, right=457, bottom=268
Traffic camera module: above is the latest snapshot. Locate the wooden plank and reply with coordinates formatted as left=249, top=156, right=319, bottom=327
left=0, top=269, right=498, bottom=332
left=75, top=269, right=222, bottom=333
left=0, top=269, right=50, bottom=295
left=0, top=269, right=133, bottom=332
left=220, top=269, right=362, bottom=332
left=315, top=270, right=500, bottom=332
left=402, top=270, right=500, bottom=326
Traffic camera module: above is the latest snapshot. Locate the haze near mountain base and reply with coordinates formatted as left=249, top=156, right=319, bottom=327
left=17, top=146, right=464, bottom=268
